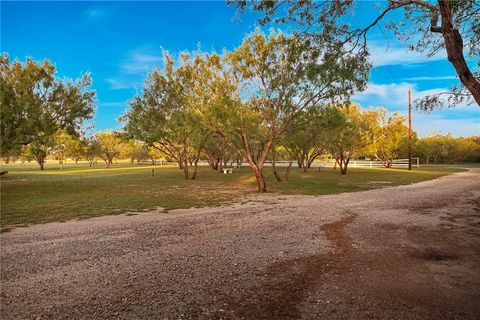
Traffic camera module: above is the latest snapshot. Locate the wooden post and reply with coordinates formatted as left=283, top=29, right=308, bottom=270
left=408, top=88, right=412, bottom=171
left=151, top=168, right=154, bottom=177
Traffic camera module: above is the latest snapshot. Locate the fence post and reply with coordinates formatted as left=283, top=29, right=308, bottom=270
left=369, top=161, right=372, bottom=168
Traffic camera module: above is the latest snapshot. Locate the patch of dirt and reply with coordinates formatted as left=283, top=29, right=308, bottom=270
left=221, top=212, right=358, bottom=320
left=410, top=247, right=459, bottom=261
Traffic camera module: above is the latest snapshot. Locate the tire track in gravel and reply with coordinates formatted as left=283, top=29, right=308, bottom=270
left=225, top=212, right=358, bottom=319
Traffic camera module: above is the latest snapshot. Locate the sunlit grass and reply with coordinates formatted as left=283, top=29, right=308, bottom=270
left=0, top=162, right=465, bottom=231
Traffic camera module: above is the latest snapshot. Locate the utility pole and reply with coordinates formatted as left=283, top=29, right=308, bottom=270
left=408, top=88, right=412, bottom=170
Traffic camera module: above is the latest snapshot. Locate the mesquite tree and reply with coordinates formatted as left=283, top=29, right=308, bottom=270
left=322, top=105, right=381, bottom=175
left=0, top=55, right=95, bottom=158
left=232, top=0, right=480, bottom=109
left=94, top=131, right=123, bottom=168
left=194, top=31, right=369, bottom=192
left=372, top=112, right=409, bottom=168
left=281, top=109, right=328, bottom=173
left=122, top=53, right=208, bottom=180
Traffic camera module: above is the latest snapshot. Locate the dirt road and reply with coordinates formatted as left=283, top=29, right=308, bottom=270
left=1, top=169, right=479, bottom=319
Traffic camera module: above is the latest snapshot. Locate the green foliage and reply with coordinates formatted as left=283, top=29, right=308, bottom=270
left=122, top=52, right=209, bottom=179
left=195, top=30, right=370, bottom=191
left=51, top=130, right=86, bottom=165
left=0, top=54, right=95, bottom=155
left=415, top=133, right=480, bottom=164
left=232, top=0, right=480, bottom=108
left=371, top=112, right=409, bottom=167
left=281, top=109, right=328, bottom=171
left=322, top=104, right=382, bottom=174
left=94, top=131, right=124, bottom=167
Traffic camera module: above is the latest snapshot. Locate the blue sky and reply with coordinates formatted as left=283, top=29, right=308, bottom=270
left=1, top=1, right=479, bottom=137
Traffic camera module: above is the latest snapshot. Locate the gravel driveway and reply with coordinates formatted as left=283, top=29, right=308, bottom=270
left=1, top=169, right=479, bottom=319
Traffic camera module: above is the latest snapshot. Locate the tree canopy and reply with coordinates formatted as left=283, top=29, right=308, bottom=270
left=0, top=55, right=96, bottom=156
left=232, top=0, right=480, bottom=109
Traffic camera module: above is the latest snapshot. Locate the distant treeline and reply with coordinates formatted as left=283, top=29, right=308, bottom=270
left=411, top=134, right=480, bottom=164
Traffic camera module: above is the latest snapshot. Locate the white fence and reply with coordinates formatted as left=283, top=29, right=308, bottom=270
left=342, top=158, right=419, bottom=169
left=262, top=158, right=420, bottom=169
left=160, top=158, right=420, bottom=169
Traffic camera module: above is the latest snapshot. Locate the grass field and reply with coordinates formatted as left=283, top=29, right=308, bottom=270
left=0, top=162, right=465, bottom=231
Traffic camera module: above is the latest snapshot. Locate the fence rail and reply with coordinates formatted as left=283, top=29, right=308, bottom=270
left=261, top=158, right=420, bottom=169
left=151, top=158, right=420, bottom=169
left=347, top=158, right=419, bottom=169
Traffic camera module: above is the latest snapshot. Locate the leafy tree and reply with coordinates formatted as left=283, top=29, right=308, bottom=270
left=322, top=104, right=381, bottom=175
left=51, top=130, right=86, bottom=168
left=121, top=140, right=147, bottom=164
left=281, top=109, right=327, bottom=173
left=195, top=31, right=369, bottom=191
left=85, top=137, right=101, bottom=167
left=415, top=133, right=479, bottom=163
left=122, top=53, right=208, bottom=179
left=454, top=136, right=480, bottom=162
left=371, top=112, right=409, bottom=168
left=18, top=146, right=34, bottom=164
left=232, top=0, right=480, bottom=109
left=145, top=146, right=164, bottom=165
left=94, top=131, right=123, bottom=168
left=25, top=140, right=51, bottom=170
left=201, top=133, right=240, bottom=171
left=0, top=55, right=95, bottom=156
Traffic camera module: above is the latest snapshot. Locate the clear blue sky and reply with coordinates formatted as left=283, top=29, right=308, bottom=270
left=2, top=1, right=479, bottom=137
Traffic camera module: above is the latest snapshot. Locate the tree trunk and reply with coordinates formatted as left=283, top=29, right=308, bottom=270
left=271, top=149, right=283, bottom=182
left=191, top=159, right=199, bottom=180
left=297, top=157, right=303, bottom=168
left=303, top=161, right=308, bottom=173
left=340, top=158, right=350, bottom=175
left=191, top=149, right=202, bottom=180
left=212, top=158, right=219, bottom=170
left=252, top=165, right=267, bottom=192
left=437, top=0, right=480, bottom=106
left=284, top=159, right=293, bottom=182
left=35, top=153, right=46, bottom=170
left=218, top=156, right=224, bottom=173
left=183, top=159, right=189, bottom=179
left=307, top=159, right=313, bottom=169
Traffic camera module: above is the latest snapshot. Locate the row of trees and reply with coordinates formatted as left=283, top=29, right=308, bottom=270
left=0, top=54, right=95, bottom=169
left=415, top=133, right=480, bottom=164
left=121, top=31, right=372, bottom=191
left=2, top=21, right=478, bottom=192
left=0, top=130, right=164, bottom=169
left=4, top=125, right=477, bottom=171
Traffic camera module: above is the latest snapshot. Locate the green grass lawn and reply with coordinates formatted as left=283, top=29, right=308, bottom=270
left=0, top=162, right=465, bottom=231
